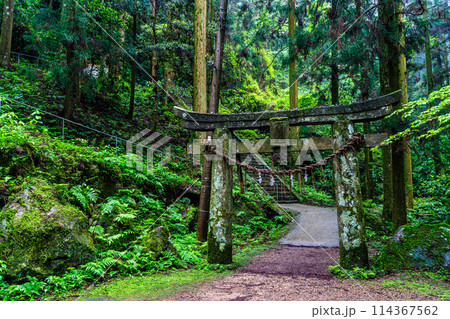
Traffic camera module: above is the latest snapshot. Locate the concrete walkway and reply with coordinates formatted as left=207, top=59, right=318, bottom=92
left=279, top=204, right=339, bottom=247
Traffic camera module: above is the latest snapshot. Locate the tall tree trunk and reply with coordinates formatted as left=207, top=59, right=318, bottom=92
left=151, top=0, right=159, bottom=131
left=0, top=0, right=15, bottom=67
left=288, top=0, right=299, bottom=168
left=63, top=43, right=78, bottom=120
left=206, top=0, right=215, bottom=56
left=288, top=0, right=298, bottom=110
left=128, top=13, right=138, bottom=120
left=163, top=9, right=174, bottom=109
left=444, top=39, right=449, bottom=86
left=163, top=62, right=174, bottom=108
left=206, top=0, right=215, bottom=102
left=424, top=6, right=434, bottom=94
left=331, top=62, right=339, bottom=105
left=356, top=0, right=374, bottom=200
left=424, top=4, right=443, bottom=175
left=381, top=146, right=393, bottom=221
left=194, top=0, right=207, bottom=115
left=330, top=0, right=339, bottom=105
left=197, top=0, right=229, bottom=242
left=62, top=1, right=80, bottom=120
left=378, top=0, right=412, bottom=232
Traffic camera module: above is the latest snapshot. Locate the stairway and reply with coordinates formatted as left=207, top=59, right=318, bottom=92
left=243, top=154, right=299, bottom=204
left=232, top=132, right=299, bottom=204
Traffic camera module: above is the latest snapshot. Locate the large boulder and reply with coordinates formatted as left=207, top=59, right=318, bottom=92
left=141, top=226, right=180, bottom=259
left=0, top=179, right=95, bottom=280
left=373, top=224, right=450, bottom=272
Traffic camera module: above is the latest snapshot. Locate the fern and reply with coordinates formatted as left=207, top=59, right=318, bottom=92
left=114, top=213, right=136, bottom=224
left=69, top=184, right=98, bottom=215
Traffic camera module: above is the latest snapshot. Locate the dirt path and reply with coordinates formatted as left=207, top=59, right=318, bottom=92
left=165, top=204, right=446, bottom=301
left=166, top=246, right=435, bottom=301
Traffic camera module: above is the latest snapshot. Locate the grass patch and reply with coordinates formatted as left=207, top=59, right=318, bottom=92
left=376, top=271, right=450, bottom=300
left=73, top=269, right=233, bottom=301
left=70, top=237, right=284, bottom=301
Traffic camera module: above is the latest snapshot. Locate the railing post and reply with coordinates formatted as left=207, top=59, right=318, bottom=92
left=332, top=117, right=368, bottom=268
left=208, top=128, right=233, bottom=264
left=62, top=119, right=65, bottom=142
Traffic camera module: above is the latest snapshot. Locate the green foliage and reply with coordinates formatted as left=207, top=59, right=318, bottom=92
left=294, top=183, right=335, bottom=207
left=329, top=265, right=377, bottom=280
left=388, top=85, right=450, bottom=141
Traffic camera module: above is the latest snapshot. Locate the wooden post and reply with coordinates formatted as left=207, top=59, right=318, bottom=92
left=207, top=128, right=233, bottom=264
left=332, top=118, right=369, bottom=269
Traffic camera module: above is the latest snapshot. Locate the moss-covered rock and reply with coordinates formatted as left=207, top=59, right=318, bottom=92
left=364, top=210, right=383, bottom=232
left=373, top=224, right=450, bottom=272
left=0, top=179, right=95, bottom=280
left=141, top=226, right=180, bottom=259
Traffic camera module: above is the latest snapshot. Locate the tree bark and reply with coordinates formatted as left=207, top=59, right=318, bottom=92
left=288, top=0, right=298, bottom=166
left=423, top=4, right=443, bottom=175
left=0, top=0, right=15, bottom=68
left=197, top=0, right=229, bottom=242
left=128, top=13, right=138, bottom=120
left=363, top=123, right=374, bottom=200
left=194, top=0, right=209, bottom=242
left=206, top=0, right=215, bottom=56
left=424, top=5, right=434, bottom=94
left=381, top=146, right=393, bottom=221
left=288, top=0, right=298, bottom=111
left=331, top=62, right=339, bottom=105
left=330, top=0, right=339, bottom=106
left=162, top=8, right=173, bottom=109
left=194, top=0, right=208, bottom=114
left=378, top=0, right=412, bottom=232
left=151, top=0, right=159, bottom=131
left=444, top=39, right=449, bottom=86
left=62, top=1, right=81, bottom=120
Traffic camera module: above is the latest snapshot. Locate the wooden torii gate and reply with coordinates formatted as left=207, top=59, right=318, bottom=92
left=174, top=90, right=400, bottom=269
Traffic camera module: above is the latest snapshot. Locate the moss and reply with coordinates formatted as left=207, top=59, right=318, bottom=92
left=0, top=178, right=95, bottom=280
left=141, top=226, right=180, bottom=259
left=76, top=269, right=232, bottom=301
left=364, top=210, right=383, bottom=232
left=207, top=230, right=233, bottom=264
left=373, top=223, right=450, bottom=272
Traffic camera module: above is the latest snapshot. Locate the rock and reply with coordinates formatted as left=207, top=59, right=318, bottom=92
left=373, top=224, right=450, bottom=272
left=0, top=179, right=95, bottom=280
left=364, top=210, right=383, bottom=232
left=141, top=226, right=180, bottom=259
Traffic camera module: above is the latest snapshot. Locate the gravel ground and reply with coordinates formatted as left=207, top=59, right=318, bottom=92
left=166, top=246, right=442, bottom=301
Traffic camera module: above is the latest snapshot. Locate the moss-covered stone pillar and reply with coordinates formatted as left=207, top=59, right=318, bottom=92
left=270, top=117, right=290, bottom=166
left=207, top=128, right=233, bottom=264
left=332, top=117, right=369, bottom=268
left=270, top=117, right=289, bottom=140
